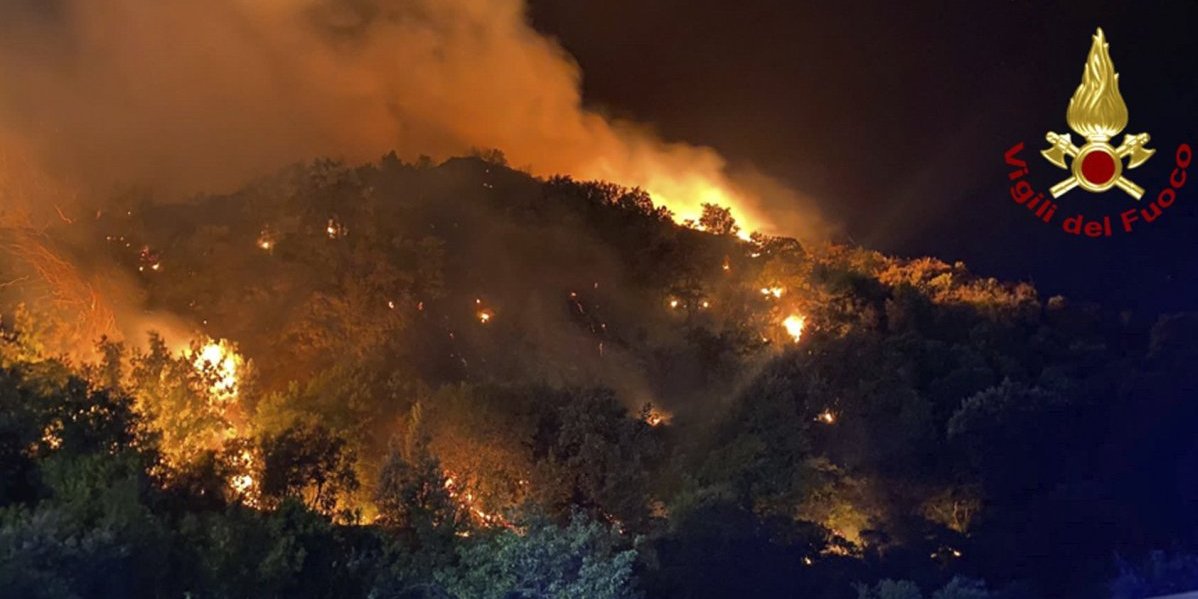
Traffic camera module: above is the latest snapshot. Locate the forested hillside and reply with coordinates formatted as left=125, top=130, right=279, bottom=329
left=2, top=154, right=1197, bottom=598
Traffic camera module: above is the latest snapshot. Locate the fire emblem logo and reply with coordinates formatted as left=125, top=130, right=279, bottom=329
left=1041, top=28, right=1154, bottom=200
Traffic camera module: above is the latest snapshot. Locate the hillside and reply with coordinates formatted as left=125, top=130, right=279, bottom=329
left=1, top=154, right=1196, bottom=598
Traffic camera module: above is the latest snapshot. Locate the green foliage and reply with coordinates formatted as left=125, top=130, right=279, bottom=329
left=947, top=380, right=1070, bottom=496
left=438, top=510, right=639, bottom=599
left=375, top=446, right=462, bottom=543
left=175, top=500, right=380, bottom=598
left=931, top=577, right=995, bottom=599
left=126, top=334, right=226, bottom=467
left=1110, top=551, right=1198, bottom=599
left=258, top=424, right=360, bottom=516
left=529, top=387, right=662, bottom=531
left=856, top=577, right=995, bottom=599
left=856, top=579, right=924, bottom=599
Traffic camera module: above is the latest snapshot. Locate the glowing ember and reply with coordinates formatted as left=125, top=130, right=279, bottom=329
left=326, top=218, right=347, bottom=239
left=816, top=410, right=836, bottom=425
left=443, top=471, right=509, bottom=528
left=783, top=314, right=806, bottom=343
left=477, top=309, right=493, bottom=324
left=257, top=228, right=278, bottom=250
left=700, top=300, right=711, bottom=309
left=760, top=287, right=784, bottom=299
left=40, top=423, right=63, bottom=450
left=668, top=298, right=680, bottom=309
left=644, top=408, right=670, bottom=427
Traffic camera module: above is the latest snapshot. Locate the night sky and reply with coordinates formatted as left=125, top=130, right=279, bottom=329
left=529, top=0, right=1198, bottom=315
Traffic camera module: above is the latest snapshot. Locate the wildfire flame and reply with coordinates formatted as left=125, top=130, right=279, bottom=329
left=643, top=406, right=671, bottom=427
left=760, top=286, right=784, bottom=299
left=192, top=339, right=243, bottom=401
left=0, top=230, right=119, bottom=358
left=229, top=448, right=257, bottom=503
left=1066, top=28, right=1128, bottom=141
left=443, top=471, right=509, bottom=528
left=477, top=309, right=493, bottom=324
left=326, top=218, right=346, bottom=239
left=783, top=314, right=806, bottom=343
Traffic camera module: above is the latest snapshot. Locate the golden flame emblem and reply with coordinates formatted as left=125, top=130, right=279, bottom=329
left=1041, top=28, right=1154, bottom=200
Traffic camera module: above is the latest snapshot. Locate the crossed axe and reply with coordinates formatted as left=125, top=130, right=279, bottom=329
left=1041, top=132, right=1155, bottom=199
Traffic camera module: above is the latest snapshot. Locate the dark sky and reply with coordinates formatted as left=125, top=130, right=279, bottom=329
left=529, top=0, right=1198, bottom=315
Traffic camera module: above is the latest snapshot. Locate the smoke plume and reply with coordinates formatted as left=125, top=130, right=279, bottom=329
left=0, top=0, right=825, bottom=238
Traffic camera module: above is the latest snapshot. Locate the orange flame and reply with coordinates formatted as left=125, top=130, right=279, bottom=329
left=783, top=314, right=806, bottom=343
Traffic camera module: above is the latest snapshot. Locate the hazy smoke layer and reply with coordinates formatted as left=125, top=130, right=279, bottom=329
left=0, top=0, right=823, bottom=237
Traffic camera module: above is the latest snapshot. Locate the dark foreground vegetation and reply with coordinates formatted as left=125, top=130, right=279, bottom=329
left=2, top=154, right=1198, bottom=598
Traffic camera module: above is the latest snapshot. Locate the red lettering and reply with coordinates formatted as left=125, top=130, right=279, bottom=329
left=1141, top=203, right=1162, bottom=223
left=1172, top=167, right=1187, bottom=189
left=1004, top=142, right=1027, bottom=168
left=1158, top=188, right=1176, bottom=208
left=1010, top=180, right=1034, bottom=204
left=1178, top=143, right=1192, bottom=169
left=1120, top=209, right=1138, bottom=232
left=1063, top=214, right=1083, bottom=235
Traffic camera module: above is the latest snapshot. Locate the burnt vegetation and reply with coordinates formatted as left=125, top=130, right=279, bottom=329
left=2, top=155, right=1197, bottom=598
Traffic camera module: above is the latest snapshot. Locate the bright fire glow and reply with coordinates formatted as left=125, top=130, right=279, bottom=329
left=783, top=314, right=806, bottom=343
left=229, top=448, right=256, bottom=503
left=816, top=410, right=836, bottom=425
left=192, top=339, right=243, bottom=401
left=760, top=287, right=784, bottom=299
left=477, top=309, right=493, bottom=324
left=644, top=407, right=671, bottom=427
left=444, top=471, right=508, bottom=528
left=326, top=218, right=346, bottom=239
left=651, top=178, right=762, bottom=242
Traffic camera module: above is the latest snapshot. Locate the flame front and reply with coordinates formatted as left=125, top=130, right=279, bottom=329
left=1066, top=28, right=1128, bottom=141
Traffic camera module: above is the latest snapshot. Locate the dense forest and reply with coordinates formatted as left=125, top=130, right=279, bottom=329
left=2, top=153, right=1197, bottom=598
